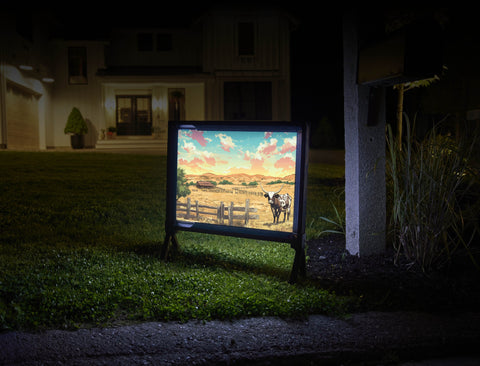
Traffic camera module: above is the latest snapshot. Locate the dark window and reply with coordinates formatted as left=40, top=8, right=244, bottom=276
left=157, top=33, right=173, bottom=51
left=224, top=82, right=272, bottom=120
left=137, top=33, right=153, bottom=51
left=68, top=47, right=87, bottom=84
left=238, top=22, right=255, bottom=56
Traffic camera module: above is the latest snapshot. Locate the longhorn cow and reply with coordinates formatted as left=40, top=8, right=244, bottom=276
left=261, top=184, right=292, bottom=224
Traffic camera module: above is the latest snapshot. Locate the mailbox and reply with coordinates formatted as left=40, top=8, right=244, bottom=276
left=358, top=19, right=443, bottom=86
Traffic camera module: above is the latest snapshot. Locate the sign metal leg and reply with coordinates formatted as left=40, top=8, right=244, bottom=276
left=161, top=231, right=179, bottom=260
left=289, top=236, right=306, bottom=284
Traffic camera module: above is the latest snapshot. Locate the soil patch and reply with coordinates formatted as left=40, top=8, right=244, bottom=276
left=306, top=234, right=480, bottom=313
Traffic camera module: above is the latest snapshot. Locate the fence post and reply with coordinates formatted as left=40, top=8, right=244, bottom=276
left=245, top=199, right=250, bottom=225
left=195, top=200, right=199, bottom=219
left=186, top=197, right=191, bottom=219
left=228, top=202, right=234, bottom=226
left=219, top=202, right=224, bottom=224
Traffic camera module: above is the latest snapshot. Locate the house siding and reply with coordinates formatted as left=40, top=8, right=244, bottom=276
left=50, top=41, right=105, bottom=148
left=5, top=82, right=39, bottom=149
left=1, top=5, right=293, bottom=150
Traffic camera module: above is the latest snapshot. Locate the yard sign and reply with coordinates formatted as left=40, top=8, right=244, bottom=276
left=162, top=121, right=309, bottom=283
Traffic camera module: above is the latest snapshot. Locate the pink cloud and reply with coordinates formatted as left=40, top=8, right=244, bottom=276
left=180, top=154, right=216, bottom=167
left=179, top=157, right=203, bottom=168
left=264, top=132, right=272, bottom=139
left=258, top=139, right=277, bottom=156
left=203, top=155, right=216, bottom=165
left=274, top=156, right=295, bottom=172
left=216, top=133, right=235, bottom=152
left=251, top=157, right=264, bottom=171
left=188, top=130, right=208, bottom=147
left=182, top=141, right=195, bottom=153
left=279, top=137, right=296, bottom=154
left=200, top=151, right=216, bottom=166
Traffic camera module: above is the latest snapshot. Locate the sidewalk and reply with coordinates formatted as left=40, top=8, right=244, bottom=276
left=1, top=311, right=479, bottom=365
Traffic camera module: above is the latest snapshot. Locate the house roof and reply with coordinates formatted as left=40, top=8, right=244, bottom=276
left=196, top=181, right=216, bottom=187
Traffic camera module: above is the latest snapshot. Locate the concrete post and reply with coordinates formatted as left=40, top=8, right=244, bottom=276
left=343, top=12, right=386, bottom=256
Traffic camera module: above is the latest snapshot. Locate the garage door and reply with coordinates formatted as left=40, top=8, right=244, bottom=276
left=6, top=82, right=39, bottom=149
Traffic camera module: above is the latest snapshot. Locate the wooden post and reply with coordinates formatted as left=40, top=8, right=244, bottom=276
left=195, top=200, right=199, bottom=219
left=186, top=197, right=191, bottom=219
left=219, top=202, right=224, bottom=224
left=228, top=202, right=234, bottom=226
left=245, top=199, right=250, bottom=225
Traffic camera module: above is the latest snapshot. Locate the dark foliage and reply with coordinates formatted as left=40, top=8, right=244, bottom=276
left=307, top=234, right=480, bottom=313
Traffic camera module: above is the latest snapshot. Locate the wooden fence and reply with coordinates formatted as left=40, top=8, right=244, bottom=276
left=177, top=198, right=259, bottom=225
left=195, top=186, right=263, bottom=197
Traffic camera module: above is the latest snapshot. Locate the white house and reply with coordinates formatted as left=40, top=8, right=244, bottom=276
left=0, top=5, right=296, bottom=151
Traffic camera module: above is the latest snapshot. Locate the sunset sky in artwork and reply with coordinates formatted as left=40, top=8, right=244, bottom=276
left=177, top=129, right=297, bottom=177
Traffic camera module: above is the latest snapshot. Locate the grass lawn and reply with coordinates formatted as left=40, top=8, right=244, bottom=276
left=0, top=151, right=348, bottom=331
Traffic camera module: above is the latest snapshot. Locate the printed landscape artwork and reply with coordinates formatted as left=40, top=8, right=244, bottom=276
left=176, top=129, right=297, bottom=232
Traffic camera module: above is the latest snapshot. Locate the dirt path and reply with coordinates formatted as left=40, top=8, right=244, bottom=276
left=2, top=311, right=480, bottom=365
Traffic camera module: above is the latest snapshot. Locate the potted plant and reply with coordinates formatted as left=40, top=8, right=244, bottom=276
left=64, top=107, right=88, bottom=149
left=107, top=126, right=117, bottom=139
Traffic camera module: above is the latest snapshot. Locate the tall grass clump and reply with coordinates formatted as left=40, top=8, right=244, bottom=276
left=386, top=117, right=479, bottom=272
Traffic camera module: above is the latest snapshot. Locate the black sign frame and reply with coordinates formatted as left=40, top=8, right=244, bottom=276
left=161, top=120, right=309, bottom=283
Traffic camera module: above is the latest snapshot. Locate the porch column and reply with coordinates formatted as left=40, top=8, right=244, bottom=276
left=343, top=12, right=386, bottom=256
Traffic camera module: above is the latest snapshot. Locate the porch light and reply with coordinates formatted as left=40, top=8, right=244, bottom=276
left=152, top=97, right=165, bottom=110
left=104, top=97, right=115, bottom=110
left=19, top=64, right=34, bottom=71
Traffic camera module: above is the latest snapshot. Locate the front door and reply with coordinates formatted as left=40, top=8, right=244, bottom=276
left=116, top=95, right=152, bottom=136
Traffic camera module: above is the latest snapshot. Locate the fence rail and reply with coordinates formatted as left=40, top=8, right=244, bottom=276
left=195, top=186, right=264, bottom=197
left=177, top=198, right=259, bottom=225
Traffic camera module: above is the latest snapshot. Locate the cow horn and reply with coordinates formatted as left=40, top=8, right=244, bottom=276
left=260, top=183, right=284, bottom=194
left=274, top=184, right=284, bottom=194
left=260, top=184, right=268, bottom=194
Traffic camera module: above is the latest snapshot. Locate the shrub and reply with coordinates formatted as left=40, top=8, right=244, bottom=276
left=64, top=107, right=88, bottom=135
left=386, top=117, right=479, bottom=272
left=219, top=180, right=233, bottom=185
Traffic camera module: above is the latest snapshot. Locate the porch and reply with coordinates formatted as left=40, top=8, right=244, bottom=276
left=95, top=136, right=167, bottom=154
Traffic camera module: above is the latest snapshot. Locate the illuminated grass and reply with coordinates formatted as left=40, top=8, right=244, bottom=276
left=0, top=152, right=347, bottom=330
